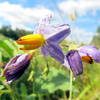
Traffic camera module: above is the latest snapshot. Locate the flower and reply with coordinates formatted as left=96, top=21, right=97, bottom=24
left=0, top=53, right=33, bottom=84
left=78, top=46, right=100, bottom=64
left=16, top=16, right=71, bottom=64
left=64, top=45, right=100, bottom=77
left=64, top=50, right=83, bottom=78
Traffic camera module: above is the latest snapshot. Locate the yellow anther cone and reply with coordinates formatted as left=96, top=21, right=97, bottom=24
left=16, top=34, right=45, bottom=50
left=20, top=45, right=42, bottom=50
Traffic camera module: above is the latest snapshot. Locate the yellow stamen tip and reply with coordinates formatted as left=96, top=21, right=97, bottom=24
left=16, top=34, right=45, bottom=45
left=16, top=34, right=45, bottom=50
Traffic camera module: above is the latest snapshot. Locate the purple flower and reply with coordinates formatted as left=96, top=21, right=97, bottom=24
left=78, top=46, right=100, bottom=63
left=63, top=46, right=100, bottom=77
left=36, top=16, right=71, bottom=63
left=64, top=50, right=83, bottom=78
left=17, top=16, right=71, bottom=64
left=0, top=53, right=33, bottom=84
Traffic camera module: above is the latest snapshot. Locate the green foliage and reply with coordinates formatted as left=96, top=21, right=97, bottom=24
left=91, top=36, right=100, bottom=48
left=32, top=67, right=70, bottom=94
left=0, top=34, right=23, bottom=62
left=0, top=26, right=32, bottom=40
left=0, top=35, right=100, bottom=100
left=91, top=26, right=100, bottom=48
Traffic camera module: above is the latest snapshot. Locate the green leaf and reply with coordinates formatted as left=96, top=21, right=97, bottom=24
left=0, top=39, right=14, bottom=57
left=41, top=67, right=70, bottom=93
left=0, top=77, right=6, bottom=81
left=20, top=83, right=27, bottom=96
left=0, top=52, right=2, bottom=62
left=0, top=85, right=4, bottom=90
left=33, top=67, right=70, bottom=94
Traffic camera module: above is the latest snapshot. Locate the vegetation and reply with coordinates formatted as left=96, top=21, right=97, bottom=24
left=91, top=26, right=100, bottom=48
left=0, top=26, right=32, bottom=40
left=0, top=27, right=100, bottom=100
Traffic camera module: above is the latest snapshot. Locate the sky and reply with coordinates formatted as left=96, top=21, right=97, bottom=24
left=0, top=0, right=100, bottom=44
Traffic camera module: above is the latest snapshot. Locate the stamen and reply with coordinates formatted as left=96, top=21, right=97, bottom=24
left=82, top=56, right=93, bottom=64
left=16, top=34, right=45, bottom=46
left=16, top=34, right=46, bottom=50
left=20, top=44, right=42, bottom=50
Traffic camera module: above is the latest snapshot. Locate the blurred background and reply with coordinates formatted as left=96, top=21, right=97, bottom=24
left=0, top=0, right=100, bottom=100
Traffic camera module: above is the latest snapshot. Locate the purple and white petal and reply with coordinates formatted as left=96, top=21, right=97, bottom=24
left=4, top=55, right=21, bottom=69
left=42, top=41, right=64, bottom=64
left=34, top=15, right=52, bottom=35
left=4, top=53, right=32, bottom=82
left=65, top=50, right=83, bottom=77
left=35, top=24, right=70, bottom=43
left=34, top=16, right=70, bottom=43
left=47, top=24, right=70, bottom=43
left=41, top=46, right=49, bottom=56
left=63, top=57, right=70, bottom=70
left=39, top=15, right=51, bottom=25
left=78, top=46, right=100, bottom=63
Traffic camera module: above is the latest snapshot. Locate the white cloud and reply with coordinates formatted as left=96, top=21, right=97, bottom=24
left=0, top=2, right=54, bottom=30
left=0, top=1, right=96, bottom=44
left=59, top=0, right=100, bottom=16
left=66, top=27, right=95, bottom=44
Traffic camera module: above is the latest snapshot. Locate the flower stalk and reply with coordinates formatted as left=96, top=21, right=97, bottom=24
left=69, top=71, right=73, bottom=100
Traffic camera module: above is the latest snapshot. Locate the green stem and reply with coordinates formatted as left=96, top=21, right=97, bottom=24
left=38, top=94, right=41, bottom=100
left=44, top=57, right=49, bottom=75
left=63, top=91, right=67, bottom=100
left=38, top=94, right=43, bottom=100
left=69, top=71, right=73, bottom=100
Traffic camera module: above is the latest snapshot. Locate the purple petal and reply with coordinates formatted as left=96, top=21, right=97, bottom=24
left=47, top=24, right=71, bottom=43
left=66, top=50, right=83, bottom=77
left=6, top=61, right=29, bottom=82
left=34, top=16, right=70, bottom=43
left=79, top=46, right=100, bottom=63
left=42, top=41, right=64, bottom=64
left=34, top=15, right=52, bottom=35
left=5, top=54, right=32, bottom=82
left=4, top=55, right=21, bottom=69
left=41, top=46, right=49, bottom=56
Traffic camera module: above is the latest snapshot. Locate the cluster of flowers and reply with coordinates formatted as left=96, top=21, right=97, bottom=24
left=1, top=16, right=100, bottom=84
